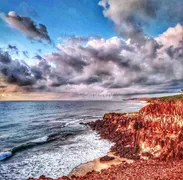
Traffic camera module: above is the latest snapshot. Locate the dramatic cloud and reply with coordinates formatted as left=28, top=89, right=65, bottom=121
left=0, top=49, right=73, bottom=90
left=99, top=0, right=157, bottom=42
left=0, top=51, right=35, bottom=86
left=43, top=25, right=183, bottom=93
left=1, top=24, right=183, bottom=96
left=0, top=50, right=60, bottom=90
left=98, top=0, right=183, bottom=43
left=0, top=11, right=51, bottom=43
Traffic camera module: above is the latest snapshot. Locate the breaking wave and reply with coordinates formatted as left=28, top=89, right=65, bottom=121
left=0, top=130, right=83, bottom=161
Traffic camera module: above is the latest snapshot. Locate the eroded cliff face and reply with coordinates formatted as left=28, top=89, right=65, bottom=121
left=28, top=99, right=183, bottom=180
left=88, top=100, right=183, bottom=160
left=88, top=112, right=141, bottom=159
left=138, top=100, right=183, bottom=160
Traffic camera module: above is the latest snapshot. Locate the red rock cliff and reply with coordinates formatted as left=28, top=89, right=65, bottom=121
left=88, top=100, right=183, bottom=160
left=28, top=98, right=183, bottom=179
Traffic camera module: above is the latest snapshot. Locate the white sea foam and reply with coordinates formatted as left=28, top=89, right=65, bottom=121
left=0, top=100, right=145, bottom=180
left=0, top=151, right=12, bottom=161
left=31, top=136, right=49, bottom=143
left=0, top=131, right=112, bottom=180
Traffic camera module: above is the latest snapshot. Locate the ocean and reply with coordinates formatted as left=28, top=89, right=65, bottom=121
left=0, top=99, right=161, bottom=179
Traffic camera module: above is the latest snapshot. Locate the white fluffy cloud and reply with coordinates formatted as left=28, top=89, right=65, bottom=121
left=156, top=24, right=183, bottom=48
left=98, top=0, right=183, bottom=44
left=99, top=0, right=155, bottom=25
left=98, top=0, right=156, bottom=42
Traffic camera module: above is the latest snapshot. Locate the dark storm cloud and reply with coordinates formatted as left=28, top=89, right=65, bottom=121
left=85, top=76, right=102, bottom=84
left=30, top=66, right=43, bottom=80
left=0, top=50, right=68, bottom=89
left=48, top=73, right=69, bottom=87
left=46, top=51, right=88, bottom=73
left=0, top=11, right=51, bottom=43
left=0, top=51, right=11, bottom=64
left=166, top=46, right=183, bottom=59
left=0, top=51, right=35, bottom=86
left=31, top=57, right=70, bottom=88
left=82, top=70, right=112, bottom=85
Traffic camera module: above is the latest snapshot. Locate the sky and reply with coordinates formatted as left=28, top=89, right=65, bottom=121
left=0, top=0, right=183, bottom=100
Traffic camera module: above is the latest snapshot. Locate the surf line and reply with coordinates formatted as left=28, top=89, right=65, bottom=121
left=0, top=135, right=54, bottom=161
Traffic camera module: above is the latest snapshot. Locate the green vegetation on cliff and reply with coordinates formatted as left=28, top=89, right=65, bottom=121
left=150, top=94, right=183, bottom=102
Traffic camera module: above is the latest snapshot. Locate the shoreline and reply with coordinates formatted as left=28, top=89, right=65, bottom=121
left=29, top=94, right=183, bottom=179
left=68, top=152, right=134, bottom=178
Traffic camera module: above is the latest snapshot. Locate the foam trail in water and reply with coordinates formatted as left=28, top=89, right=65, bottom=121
left=0, top=136, right=52, bottom=161
left=0, top=131, right=82, bottom=161
left=0, top=131, right=113, bottom=180
left=31, top=136, right=49, bottom=144
left=0, top=151, right=12, bottom=161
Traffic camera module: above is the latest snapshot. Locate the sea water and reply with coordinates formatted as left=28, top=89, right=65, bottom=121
left=0, top=100, right=147, bottom=180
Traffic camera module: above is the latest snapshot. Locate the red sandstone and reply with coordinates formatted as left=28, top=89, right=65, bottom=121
left=28, top=97, right=183, bottom=180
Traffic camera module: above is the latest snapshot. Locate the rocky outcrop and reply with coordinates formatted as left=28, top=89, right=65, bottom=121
left=88, top=100, right=183, bottom=160
left=139, top=100, right=183, bottom=160
left=28, top=97, right=183, bottom=180
left=88, top=112, right=141, bottom=159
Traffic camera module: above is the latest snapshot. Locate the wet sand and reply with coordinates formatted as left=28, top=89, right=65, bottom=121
left=68, top=152, right=133, bottom=177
